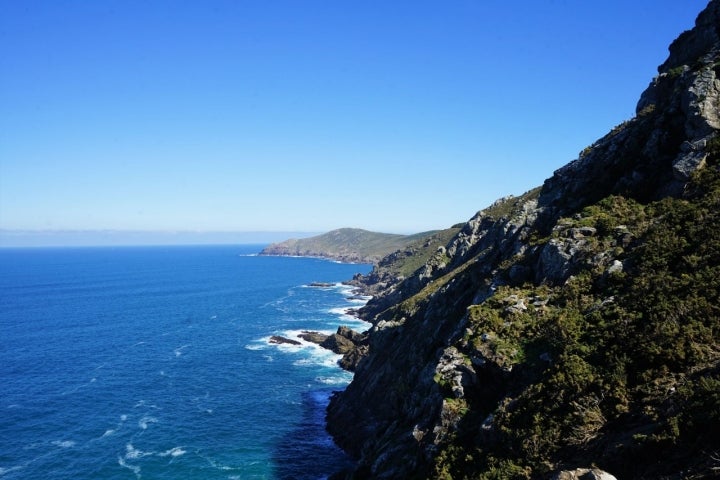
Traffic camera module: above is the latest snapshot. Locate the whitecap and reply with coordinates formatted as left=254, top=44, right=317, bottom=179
left=125, top=443, right=150, bottom=460
left=51, top=440, right=76, bottom=448
left=118, top=456, right=141, bottom=477
left=0, top=466, right=24, bottom=476
left=244, top=344, right=265, bottom=351
left=138, top=416, right=158, bottom=430
left=316, top=375, right=352, bottom=385
left=159, top=446, right=186, bottom=457
left=328, top=306, right=351, bottom=316
left=101, top=429, right=115, bottom=438
left=210, top=315, right=217, bottom=319
left=174, top=344, right=191, bottom=357
left=120, top=414, right=128, bottom=422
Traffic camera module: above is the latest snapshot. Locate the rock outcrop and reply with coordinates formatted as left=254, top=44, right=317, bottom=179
left=327, top=3, right=720, bottom=479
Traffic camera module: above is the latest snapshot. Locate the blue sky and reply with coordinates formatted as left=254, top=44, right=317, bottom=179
left=0, top=0, right=709, bottom=245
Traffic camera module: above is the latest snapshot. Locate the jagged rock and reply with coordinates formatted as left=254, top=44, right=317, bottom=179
left=337, top=325, right=367, bottom=343
left=435, top=346, right=475, bottom=398
left=268, top=335, right=301, bottom=346
left=607, top=259, right=623, bottom=274
left=538, top=238, right=577, bottom=282
left=338, top=345, right=368, bottom=371
left=321, top=332, right=356, bottom=354
left=297, top=331, right=329, bottom=344
left=551, top=468, right=617, bottom=480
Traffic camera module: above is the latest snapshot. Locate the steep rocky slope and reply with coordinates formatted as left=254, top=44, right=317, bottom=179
left=327, top=2, right=720, bottom=478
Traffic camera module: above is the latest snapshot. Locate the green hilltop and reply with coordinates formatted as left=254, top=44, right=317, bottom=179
left=258, top=227, right=454, bottom=264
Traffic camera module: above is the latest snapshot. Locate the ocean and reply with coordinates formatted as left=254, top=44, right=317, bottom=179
left=0, top=245, right=372, bottom=479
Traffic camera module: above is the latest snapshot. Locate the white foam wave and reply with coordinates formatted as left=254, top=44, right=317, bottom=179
left=118, top=456, right=141, bottom=477
left=0, top=465, right=24, bottom=476
left=174, top=344, right=191, bottom=357
left=125, top=443, right=142, bottom=459
left=125, top=443, right=153, bottom=460
left=244, top=343, right=266, bottom=351
left=159, top=446, right=186, bottom=457
left=101, top=429, right=115, bottom=438
left=328, top=307, right=351, bottom=315
left=293, top=353, right=342, bottom=368
left=138, top=416, right=158, bottom=430
left=51, top=440, right=76, bottom=448
left=60, top=377, right=97, bottom=395
left=120, top=414, right=128, bottom=421
left=315, top=375, right=352, bottom=385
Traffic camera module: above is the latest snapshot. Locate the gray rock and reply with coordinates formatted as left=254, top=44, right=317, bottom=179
left=269, top=335, right=301, bottom=346
left=551, top=468, right=617, bottom=480
left=321, top=333, right=355, bottom=354
left=297, top=331, right=329, bottom=344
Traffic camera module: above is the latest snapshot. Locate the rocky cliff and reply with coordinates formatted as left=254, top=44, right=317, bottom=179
left=327, top=2, right=720, bottom=478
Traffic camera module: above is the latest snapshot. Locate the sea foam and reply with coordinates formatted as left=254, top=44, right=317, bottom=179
left=159, top=446, right=187, bottom=457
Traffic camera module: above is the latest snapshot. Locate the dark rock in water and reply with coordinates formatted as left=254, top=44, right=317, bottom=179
left=297, top=331, right=329, bottom=344
left=309, top=282, right=335, bottom=288
left=320, top=333, right=355, bottom=354
left=302, top=325, right=371, bottom=371
left=269, top=335, right=301, bottom=346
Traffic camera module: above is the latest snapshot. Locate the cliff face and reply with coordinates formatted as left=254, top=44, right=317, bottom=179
left=327, top=3, right=720, bottom=478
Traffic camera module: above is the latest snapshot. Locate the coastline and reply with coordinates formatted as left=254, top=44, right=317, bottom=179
left=266, top=281, right=374, bottom=373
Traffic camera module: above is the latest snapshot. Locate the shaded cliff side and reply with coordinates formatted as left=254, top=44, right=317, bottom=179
left=327, top=2, right=720, bottom=479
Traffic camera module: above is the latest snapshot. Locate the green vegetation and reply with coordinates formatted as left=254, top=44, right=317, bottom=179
left=431, top=163, right=720, bottom=478
left=480, top=187, right=542, bottom=221
left=379, top=227, right=461, bottom=279
left=258, top=227, right=442, bottom=264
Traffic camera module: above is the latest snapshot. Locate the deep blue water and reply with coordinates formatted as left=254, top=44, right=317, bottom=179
left=0, top=245, right=371, bottom=479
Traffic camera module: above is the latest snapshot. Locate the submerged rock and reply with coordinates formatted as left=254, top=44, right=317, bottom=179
left=269, top=335, right=301, bottom=346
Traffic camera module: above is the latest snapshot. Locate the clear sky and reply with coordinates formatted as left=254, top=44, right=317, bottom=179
left=0, top=0, right=710, bottom=245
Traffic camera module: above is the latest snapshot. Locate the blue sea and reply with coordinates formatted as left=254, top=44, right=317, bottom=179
left=0, top=245, right=372, bottom=479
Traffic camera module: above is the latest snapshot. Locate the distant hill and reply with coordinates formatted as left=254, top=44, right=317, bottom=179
left=258, top=228, right=441, bottom=264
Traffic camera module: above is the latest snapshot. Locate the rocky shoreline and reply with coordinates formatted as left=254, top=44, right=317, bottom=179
left=269, top=325, right=370, bottom=371
left=268, top=282, right=375, bottom=372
